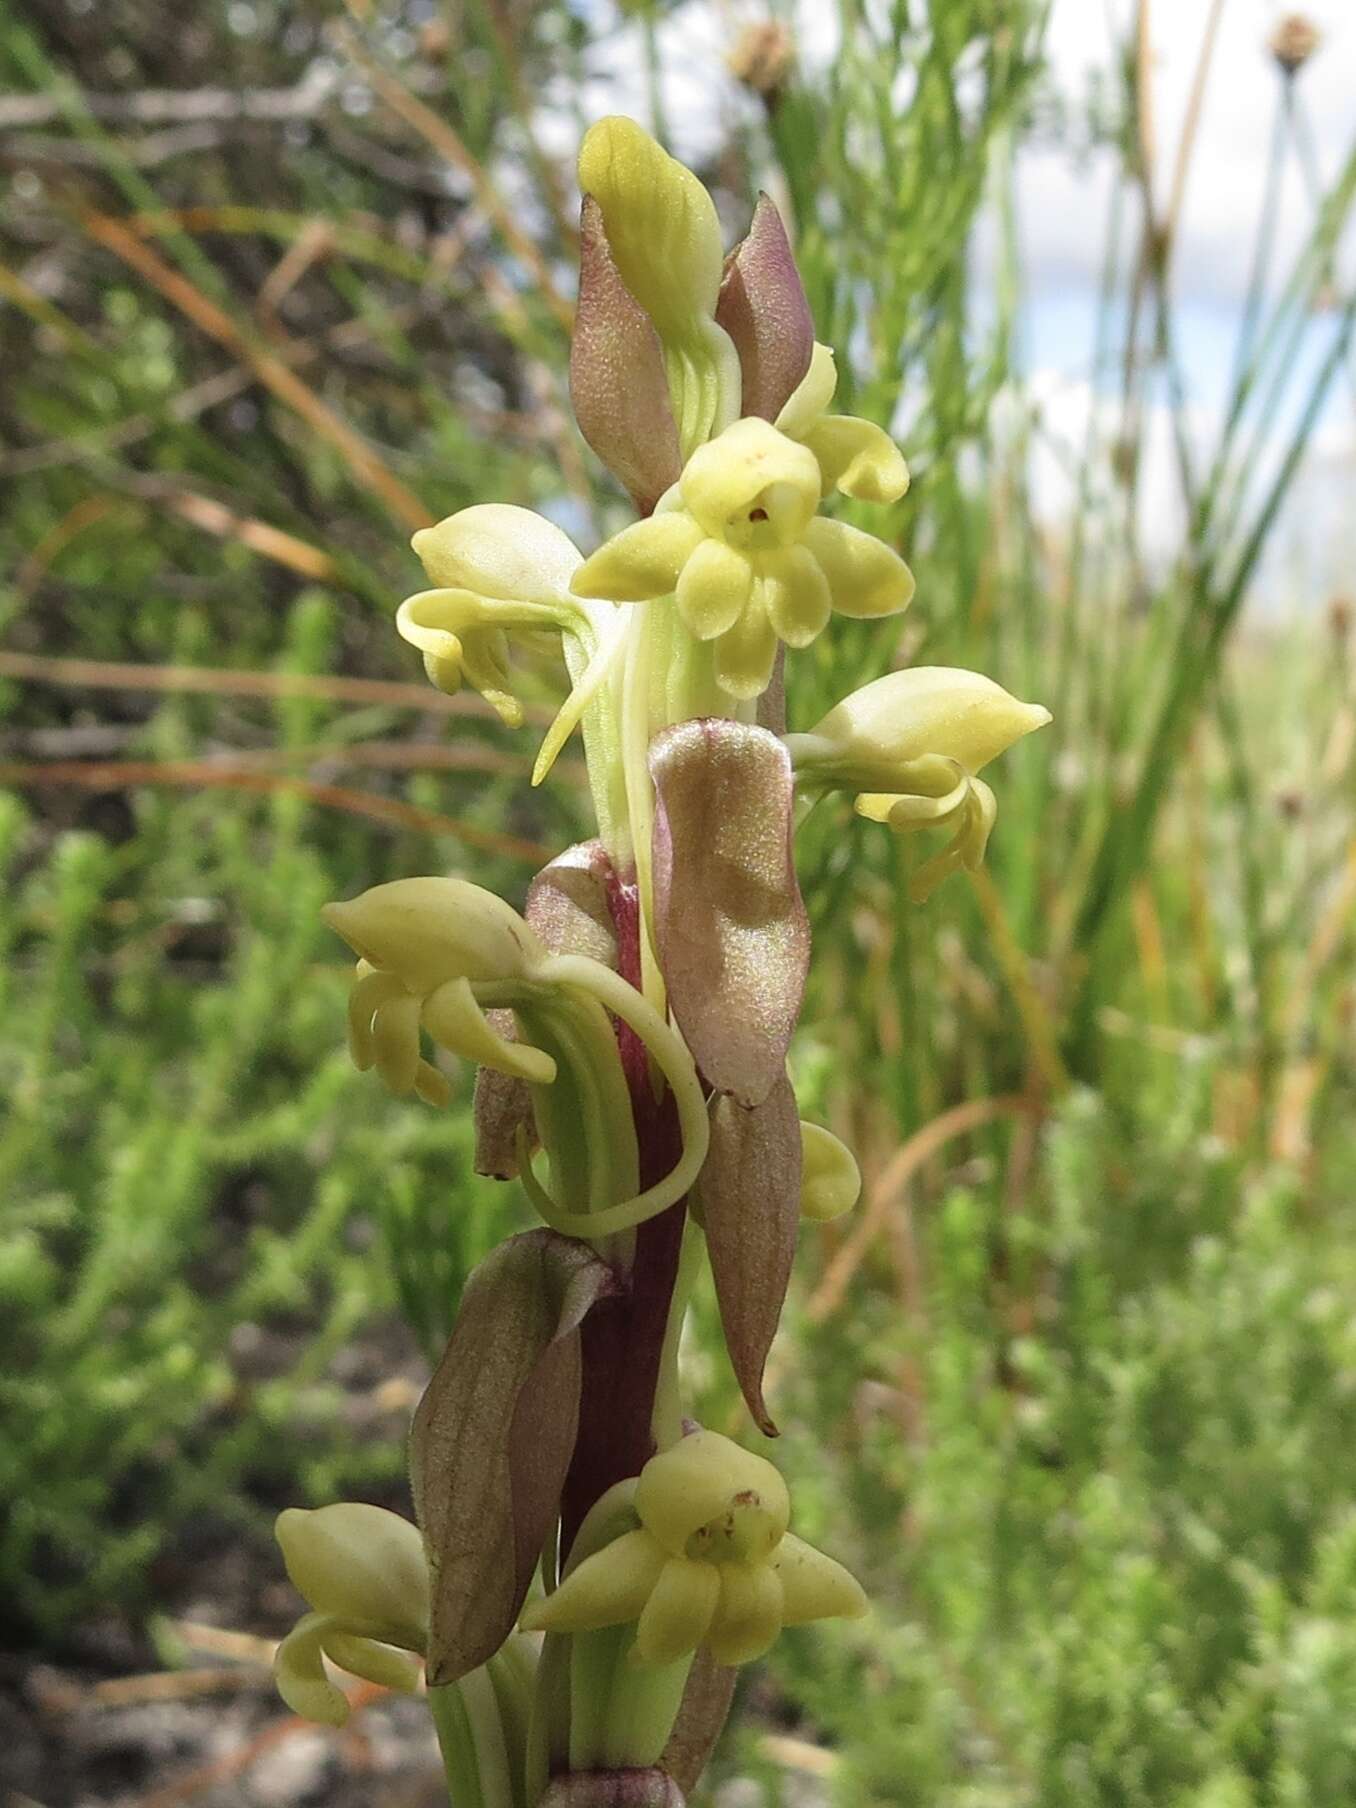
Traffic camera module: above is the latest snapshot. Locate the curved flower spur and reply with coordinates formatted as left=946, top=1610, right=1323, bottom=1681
left=270, top=115, right=1050, bottom=1807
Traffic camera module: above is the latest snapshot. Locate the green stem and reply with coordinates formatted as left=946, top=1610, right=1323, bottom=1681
left=429, top=1682, right=487, bottom=1808
left=650, top=1215, right=705, bottom=1451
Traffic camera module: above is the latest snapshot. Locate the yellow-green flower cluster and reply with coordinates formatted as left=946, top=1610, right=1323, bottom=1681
left=571, top=416, right=914, bottom=699
left=521, top=1429, right=865, bottom=1667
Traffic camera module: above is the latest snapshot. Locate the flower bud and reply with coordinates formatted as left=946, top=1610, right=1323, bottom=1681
left=715, top=194, right=814, bottom=423
left=572, top=196, right=683, bottom=514
left=577, top=117, right=740, bottom=455
left=578, top=117, right=724, bottom=348
left=799, top=1122, right=861, bottom=1221
left=272, top=1504, right=429, bottom=1726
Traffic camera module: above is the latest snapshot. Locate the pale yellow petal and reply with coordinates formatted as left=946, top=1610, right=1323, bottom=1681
left=774, top=341, right=838, bottom=439
left=519, top=1529, right=667, bottom=1636
left=320, top=1630, right=423, bottom=1694
left=371, top=992, right=423, bottom=1096
left=411, top=504, right=580, bottom=603
left=812, top=668, right=1051, bottom=778
left=322, top=878, right=547, bottom=996
left=422, top=976, right=556, bottom=1085
left=274, top=1613, right=350, bottom=1726
left=636, top=1430, right=789, bottom=1559
left=275, top=1505, right=429, bottom=1645
left=803, top=517, right=915, bottom=620
left=773, top=1532, right=868, bottom=1625
left=802, top=416, right=909, bottom=503
left=758, top=547, right=831, bottom=649
left=713, top=596, right=779, bottom=700
left=675, top=538, right=754, bottom=641
left=347, top=965, right=405, bottom=1072
left=633, top=1557, right=721, bottom=1666
left=707, top=1563, right=783, bottom=1666
left=571, top=514, right=705, bottom=603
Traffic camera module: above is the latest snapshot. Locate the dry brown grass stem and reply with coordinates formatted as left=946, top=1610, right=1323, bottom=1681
left=806, top=1094, right=1039, bottom=1323
left=0, top=649, right=554, bottom=726
left=0, top=758, right=553, bottom=864
left=337, top=25, right=574, bottom=335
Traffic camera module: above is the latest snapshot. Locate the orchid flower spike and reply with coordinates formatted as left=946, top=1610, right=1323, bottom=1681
left=520, top=1429, right=866, bottom=1667
left=787, top=667, right=1051, bottom=899
left=273, top=1504, right=429, bottom=1725
left=571, top=417, right=914, bottom=699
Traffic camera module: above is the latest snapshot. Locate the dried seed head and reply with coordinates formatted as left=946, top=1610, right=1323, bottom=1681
left=727, top=21, right=796, bottom=99
left=1268, top=14, right=1320, bottom=74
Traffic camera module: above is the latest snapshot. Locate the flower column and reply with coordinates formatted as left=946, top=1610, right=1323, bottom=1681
left=269, top=118, right=1049, bottom=1808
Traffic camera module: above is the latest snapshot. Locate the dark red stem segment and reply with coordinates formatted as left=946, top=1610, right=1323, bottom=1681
left=561, top=866, right=687, bottom=1554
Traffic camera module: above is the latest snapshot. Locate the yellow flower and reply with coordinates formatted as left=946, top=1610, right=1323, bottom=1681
left=571, top=417, right=914, bottom=699
left=520, top=1429, right=866, bottom=1666
left=787, top=667, right=1051, bottom=900
left=273, top=1504, right=429, bottom=1726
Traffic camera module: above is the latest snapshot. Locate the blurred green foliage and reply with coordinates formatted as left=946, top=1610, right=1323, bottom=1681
left=2, top=0, right=1355, bottom=1801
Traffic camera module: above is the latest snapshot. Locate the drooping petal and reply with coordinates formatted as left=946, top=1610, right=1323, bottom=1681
left=708, top=1563, right=783, bottom=1666
left=274, top=1613, right=350, bottom=1726
left=714, top=596, right=779, bottom=700
left=798, top=1123, right=861, bottom=1222
left=422, top=975, right=557, bottom=1085
left=635, top=1556, right=721, bottom=1665
left=700, top=1077, right=802, bottom=1435
left=571, top=513, right=705, bottom=603
left=715, top=193, right=814, bottom=423
left=649, top=720, right=808, bottom=1103
left=758, top=546, right=831, bottom=649
left=571, top=195, right=683, bottom=515
left=370, top=990, right=424, bottom=1095
left=801, top=413, right=909, bottom=504
left=773, top=1532, right=869, bottom=1625
left=802, top=516, right=915, bottom=619
left=347, top=963, right=405, bottom=1071
left=675, top=538, right=754, bottom=641
left=320, top=1630, right=423, bottom=1694
left=411, top=504, right=581, bottom=604
left=412, top=1230, right=617, bottom=1683
left=519, top=1528, right=667, bottom=1636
